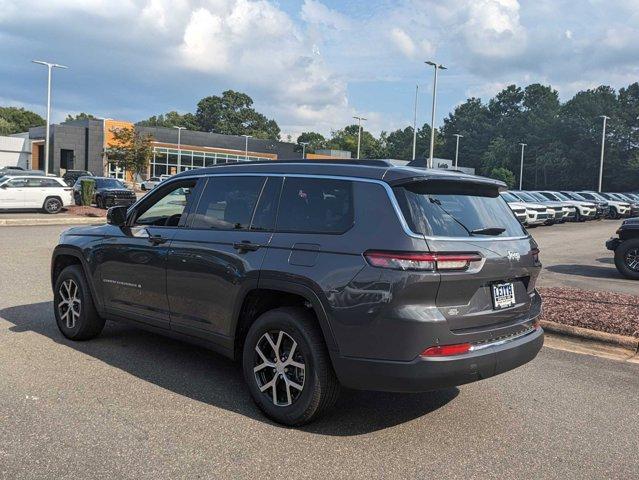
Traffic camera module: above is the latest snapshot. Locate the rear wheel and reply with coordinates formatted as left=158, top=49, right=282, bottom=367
left=614, top=239, right=639, bottom=280
left=43, top=197, right=62, bottom=214
left=242, top=307, right=340, bottom=426
left=53, top=265, right=105, bottom=340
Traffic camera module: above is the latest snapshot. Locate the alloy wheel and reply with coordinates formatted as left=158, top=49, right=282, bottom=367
left=253, top=330, right=306, bottom=407
left=46, top=198, right=61, bottom=213
left=58, top=279, right=81, bottom=329
left=625, top=248, right=639, bottom=272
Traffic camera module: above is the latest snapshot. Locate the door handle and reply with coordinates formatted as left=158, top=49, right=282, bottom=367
left=233, top=241, right=260, bottom=252
left=148, top=234, right=168, bottom=245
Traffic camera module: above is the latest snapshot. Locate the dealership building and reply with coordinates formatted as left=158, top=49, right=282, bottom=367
left=25, top=118, right=298, bottom=180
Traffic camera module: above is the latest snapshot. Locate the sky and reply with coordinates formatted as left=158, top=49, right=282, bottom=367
left=1, top=0, right=639, bottom=140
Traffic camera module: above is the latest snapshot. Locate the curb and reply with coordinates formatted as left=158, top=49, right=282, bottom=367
left=540, top=319, right=639, bottom=355
left=0, top=217, right=104, bottom=227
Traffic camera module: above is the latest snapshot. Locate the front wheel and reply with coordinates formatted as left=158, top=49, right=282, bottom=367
left=242, top=307, right=340, bottom=426
left=614, top=239, right=639, bottom=280
left=53, top=265, right=105, bottom=340
left=96, top=196, right=104, bottom=209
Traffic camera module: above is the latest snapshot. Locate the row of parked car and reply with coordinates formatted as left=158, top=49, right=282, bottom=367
left=0, top=167, right=139, bottom=213
left=501, top=190, right=639, bottom=227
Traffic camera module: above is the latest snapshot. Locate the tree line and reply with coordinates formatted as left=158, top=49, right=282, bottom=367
left=2, top=83, right=638, bottom=190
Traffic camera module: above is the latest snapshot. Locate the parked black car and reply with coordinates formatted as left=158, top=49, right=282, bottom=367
left=73, top=176, right=136, bottom=209
left=606, top=218, right=639, bottom=279
left=63, top=169, right=93, bottom=186
left=52, top=160, right=544, bottom=425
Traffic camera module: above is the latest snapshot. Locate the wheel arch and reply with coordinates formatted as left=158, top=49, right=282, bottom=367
left=232, top=280, right=338, bottom=361
left=51, top=246, right=104, bottom=313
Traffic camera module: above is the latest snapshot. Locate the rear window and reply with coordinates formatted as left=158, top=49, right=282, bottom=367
left=276, top=177, right=354, bottom=234
left=393, top=183, right=526, bottom=238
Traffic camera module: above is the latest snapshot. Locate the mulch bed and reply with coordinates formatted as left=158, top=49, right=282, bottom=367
left=539, top=287, right=639, bottom=338
left=64, top=205, right=107, bottom=218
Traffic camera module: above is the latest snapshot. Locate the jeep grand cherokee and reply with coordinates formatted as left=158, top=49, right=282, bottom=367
left=51, top=160, right=543, bottom=425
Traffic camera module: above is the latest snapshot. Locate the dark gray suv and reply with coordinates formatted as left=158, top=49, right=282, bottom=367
left=51, top=160, right=543, bottom=425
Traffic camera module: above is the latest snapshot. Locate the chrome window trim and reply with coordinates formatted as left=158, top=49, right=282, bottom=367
left=147, top=172, right=531, bottom=242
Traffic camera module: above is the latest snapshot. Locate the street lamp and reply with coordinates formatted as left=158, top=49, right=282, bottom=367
left=453, top=134, right=463, bottom=168
left=598, top=115, right=610, bottom=192
left=173, top=126, right=185, bottom=172
left=425, top=60, right=446, bottom=168
left=32, top=60, right=68, bottom=174
left=300, top=141, right=309, bottom=159
left=412, top=84, right=419, bottom=160
left=242, top=135, right=252, bottom=161
left=353, top=115, right=367, bottom=159
left=518, top=143, right=527, bottom=190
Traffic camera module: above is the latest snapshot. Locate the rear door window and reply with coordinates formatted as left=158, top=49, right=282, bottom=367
left=190, top=176, right=266, bottom=230
left=276, top=177, right=354, bottom=234
left=394, top=183, right=526, bottom=237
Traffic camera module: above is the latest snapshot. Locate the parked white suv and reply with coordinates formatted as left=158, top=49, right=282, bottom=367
left=0, top=175, right=74, bottom=213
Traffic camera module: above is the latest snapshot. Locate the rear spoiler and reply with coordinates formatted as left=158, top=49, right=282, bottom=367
left=386, top=174, right=507, bottom=197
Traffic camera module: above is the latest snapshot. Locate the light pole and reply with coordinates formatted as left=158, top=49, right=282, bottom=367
left=173, top=126, right=185, bottom=172
left=518, top=143, right=527, bottom=190
left=353, top=115, right=367, bottom=159
left=412, top=84, right=419, bottom=160
left=598, top=115, right=609, bottom=192
left=32, top=60, right=68, bottom=174
left=242, top=135, right=252, bottom=161
left=453, top=134, right=463, bottom=168
left=425, top=60, right=446, bottom=168
left=300, top=142, right=309, bottom=159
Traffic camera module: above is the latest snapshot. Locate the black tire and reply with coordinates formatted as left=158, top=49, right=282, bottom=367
left=53, top=265, right=105, bottom=340
left=96, top=195, right=104, bottom=209
left=610, top=208, right=619, bottom=219
left=43, top=196, right=63, bottom=214
left=141, top=185, right=147, bottom=191
left=614, top=239, right=639, bottom=280
left=242, top=307, right=340, bottom=426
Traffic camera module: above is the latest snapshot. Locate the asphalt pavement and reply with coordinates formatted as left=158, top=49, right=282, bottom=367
left=1, top=225, right=638, bottom=479
left=530, top=218, right=637, bottom=295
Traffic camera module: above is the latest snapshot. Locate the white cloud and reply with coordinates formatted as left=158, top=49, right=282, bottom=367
left=301, top=0, right=349, bottom=30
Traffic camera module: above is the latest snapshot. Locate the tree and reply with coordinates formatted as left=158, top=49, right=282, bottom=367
left=327, top=124, right=385, bottom=158
left=195, top=90, right=280, bottom=140
left=65, top=112, right=98, bottom=122
left=295, top=132, right=326, bottom=153
left=488, top=166, right=516, bottom=188
left=104, top=126, right=154, bottom=181
left=0, top=106, right=45, bottom=134
left=0, top=118, right=13, bottom=135
left=136, top=111, right=198, bottom=130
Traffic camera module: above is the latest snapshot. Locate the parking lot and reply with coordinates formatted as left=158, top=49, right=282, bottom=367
left=1, top=224, right=638, bottom=479
left=530, top=218, right=636, bottom=295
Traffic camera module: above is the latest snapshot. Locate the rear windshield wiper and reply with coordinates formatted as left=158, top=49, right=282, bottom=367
left=470, top=227, right=506, bottom=236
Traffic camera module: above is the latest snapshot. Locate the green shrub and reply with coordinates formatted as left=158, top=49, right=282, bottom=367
left=80, top=179, right=95, bottom=206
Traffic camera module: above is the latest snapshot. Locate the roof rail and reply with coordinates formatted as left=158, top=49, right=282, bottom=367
left=198, top=159, right=395, bottom=168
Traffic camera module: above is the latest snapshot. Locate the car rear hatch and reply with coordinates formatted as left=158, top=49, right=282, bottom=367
left=391, top=176, right=541, bottom=342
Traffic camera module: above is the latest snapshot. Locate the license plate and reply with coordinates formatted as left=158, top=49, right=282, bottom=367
left=492, top=282, right=516, bottom=309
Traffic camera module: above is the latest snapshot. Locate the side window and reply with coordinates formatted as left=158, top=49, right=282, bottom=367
left=41, top=179, right=63, bottom=188
left=190, top=176, right=265, bottom=230
left=135, top=180, right=197, bottom=227
left=7, top=178, right=28, bottom=188
left=276, top=177, right=354, bottom=234
left=250, top=177, right=282, bottom=232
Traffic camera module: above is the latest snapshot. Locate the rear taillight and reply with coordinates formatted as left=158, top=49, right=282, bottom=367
left=421, top=343, right=471, bottom=357
left=364, top=251, right=481, bottom=271
left=530, top=247, right=540, bottom=263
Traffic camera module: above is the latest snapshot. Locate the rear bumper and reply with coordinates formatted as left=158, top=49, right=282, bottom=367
left=331, top=327, right=544, bottom=393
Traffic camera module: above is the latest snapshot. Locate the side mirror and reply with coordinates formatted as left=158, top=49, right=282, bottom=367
left=106, top=206, right=128, bottom=226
